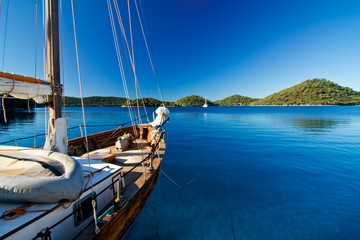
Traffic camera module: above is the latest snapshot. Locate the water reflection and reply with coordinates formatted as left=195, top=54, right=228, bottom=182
left=179, top=113, right=204, bottom=120
left=0, top=110, right=36, bottom=126
left=288, top=118, right=348, bottom=132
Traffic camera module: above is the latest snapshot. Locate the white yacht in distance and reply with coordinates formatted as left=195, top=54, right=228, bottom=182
left=203, top=97, right=208, bottom=108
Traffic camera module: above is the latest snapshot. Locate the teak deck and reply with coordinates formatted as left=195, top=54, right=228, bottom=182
left=69, top=124, right=165, bottom=239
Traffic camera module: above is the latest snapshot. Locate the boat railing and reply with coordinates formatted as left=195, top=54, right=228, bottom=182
left=0, top=132, right=165, bottom=233
left=0, top=112, right=153, bottom=146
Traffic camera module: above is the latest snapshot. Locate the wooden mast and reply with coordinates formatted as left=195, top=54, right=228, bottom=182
left=46, top=0, right=62, bottom=125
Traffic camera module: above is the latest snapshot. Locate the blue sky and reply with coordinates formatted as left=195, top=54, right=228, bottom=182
left=1, top=0, right=360, bottom=101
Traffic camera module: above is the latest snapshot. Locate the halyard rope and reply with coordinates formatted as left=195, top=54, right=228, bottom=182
left=59, top=0, right=66, bottom=118
left=111, top=0, right=149, bottom=123
left=34, top=0, right=38, bottom=147
left=1, top=0, right=9, bottom=71
left=107, top=0, right=137, bottom=130
left=70, top=0, right=99, bottom=234
left=107, top=0, right=144, bottom=163
left=133, top=0, right=165, bottom=105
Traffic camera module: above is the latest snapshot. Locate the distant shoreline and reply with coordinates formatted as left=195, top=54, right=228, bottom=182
left=3, top=78, right=360, bottom=110
left=31, top=104, right=359, bottom=109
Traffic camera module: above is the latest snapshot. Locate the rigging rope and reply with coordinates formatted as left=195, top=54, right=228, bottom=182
left=34, top=0, right=39, bottom=147
left=70, top=0, right=99, bottom=234
left=1, top=96, right=6, bottom=123
left=126, top=0, right=141, bottom=124
left=59, top=0, right=66, bottom=118
left=42, top=0, right=47, bottom=81
left=34, top=0, right=38, bottom=79
left=161, top=167, right=206, bottom=239
left=110, top=0, right=137, bottom=122
left=125, top=0, right=146, bottom=159
left=1, top=0, right=9, bottom=71
left=127, top=0, right=135, bottom=69
left=226, top=182, right=236, bottom=240
left=111, top=0, right=149, bottom=123
left=107, top=0, right=140, bottom=144
left=107, top=0, right=132, bottom=116
left=42, top=0, right=48, bottom=137
left=133, top=0, right=165, bottom=104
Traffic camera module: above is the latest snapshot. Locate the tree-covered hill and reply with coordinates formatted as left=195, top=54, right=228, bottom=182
left=130, top=98, right=175, bottom=107
left=251, top=79, right=360, bottom=106
left=214, top=94, right=259, bottom=106
left=65, top=96, right=127, bottom=106
left=63, top=96, right=175, bottom=107
left=31, top=79, right=360, bottom=107
left=175, top=95, right=213, bottom=106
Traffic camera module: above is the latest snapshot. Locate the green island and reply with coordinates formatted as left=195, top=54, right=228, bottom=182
left=251, top=78, right=360, bottom=106
left=2, top=78, right=360, bottom=109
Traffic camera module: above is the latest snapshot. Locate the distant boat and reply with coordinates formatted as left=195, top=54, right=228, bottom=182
left=203, top=97, right=208, bottom=108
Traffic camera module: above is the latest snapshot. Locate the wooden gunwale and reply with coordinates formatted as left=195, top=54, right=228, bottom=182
left=68, top=125, right=146, bottom=156
left=0, top=124, right=164, bottom=239
left=71, top=124, right=165, bottom=239
left=95, top=163, right=161, bottom=239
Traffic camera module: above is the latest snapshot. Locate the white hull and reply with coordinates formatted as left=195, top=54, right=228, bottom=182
left=0, top=158, right=122, bottom=239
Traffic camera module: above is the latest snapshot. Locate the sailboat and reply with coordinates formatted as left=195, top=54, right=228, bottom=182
left=202, top=97, right=208, bottom=108
left=0, top=0, right=168, bottom=239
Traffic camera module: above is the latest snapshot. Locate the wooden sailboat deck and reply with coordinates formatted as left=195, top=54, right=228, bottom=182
left=0, top=130, right=166, bottom=240
left=74, top=137, right=166, bottom=239
left=82, top=138, right=162, bottom=197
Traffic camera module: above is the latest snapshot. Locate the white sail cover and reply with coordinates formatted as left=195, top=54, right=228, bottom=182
left=150, top=107, right=170, bottom=128
left=0, top=76, right=52, bottom=103
left=0, top=147, right=84, bottom=203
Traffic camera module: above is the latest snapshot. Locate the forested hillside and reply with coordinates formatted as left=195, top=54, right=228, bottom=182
left=175, top=95, right=212, bottom=106
left=28, top=79, right=360, bottom=107
left=251, top=79, right=360, bottom=106
left=65, top=96, right=127, bottom=106
left=214, top=94, right=259, bottom=106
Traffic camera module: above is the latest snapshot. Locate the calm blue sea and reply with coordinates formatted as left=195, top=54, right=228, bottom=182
left=1, top=106, right=360, bottom=240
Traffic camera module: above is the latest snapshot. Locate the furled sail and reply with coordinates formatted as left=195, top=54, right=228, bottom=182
left=0, top=71, right=52, bottom=103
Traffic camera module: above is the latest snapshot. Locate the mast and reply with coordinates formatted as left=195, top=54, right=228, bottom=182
left=46, top=0, right=62, bottom=125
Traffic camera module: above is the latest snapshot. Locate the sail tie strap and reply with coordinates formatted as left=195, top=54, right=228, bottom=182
left=7, top=74, right=15, bottom=94
left=1, top=74, right=16, bottom=123
left=2, top=95, right=7, bottom=123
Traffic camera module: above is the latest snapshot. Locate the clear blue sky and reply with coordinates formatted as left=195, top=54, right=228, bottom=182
left=1, top=0, right=360, bottom=101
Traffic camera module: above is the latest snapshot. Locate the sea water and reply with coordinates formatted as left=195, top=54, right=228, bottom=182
left=1, top=106, right=360, bottom=240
